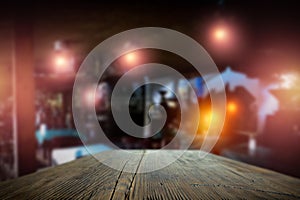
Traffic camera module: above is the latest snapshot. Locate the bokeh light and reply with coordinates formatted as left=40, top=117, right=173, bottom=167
left=84, top=88, right=96, bottom=107
left=55, top=55, right=68, bottom=67
left=227, top=102, right=237, bottom=113
left=279, top=73, right=297, bottom=89
left=123, top=52, right=139, bottom=67
left=214, top=28, right=227, bottom=41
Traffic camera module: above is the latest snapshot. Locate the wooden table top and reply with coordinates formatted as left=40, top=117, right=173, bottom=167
left=0, top=150, right=300, bottom=199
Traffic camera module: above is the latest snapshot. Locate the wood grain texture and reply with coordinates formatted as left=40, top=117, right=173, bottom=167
left=0, top=150, right=299, bottom=199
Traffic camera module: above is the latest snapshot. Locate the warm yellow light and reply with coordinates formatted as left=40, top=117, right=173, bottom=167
left=227, top=102, right=237, bottom=113
left=204, top=111, right=212, bottom=124
left=215, top=29, right=226, bottom=40
left=55, top=56, right=67, bottom=67
left=203, top=111, right=219, bottom=131
left=124, top=52, right=137, bottom=64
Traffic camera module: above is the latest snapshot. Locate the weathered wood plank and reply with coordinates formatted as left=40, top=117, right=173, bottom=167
left=0, top=150, right=299, bottom=199
left=131, top=151, right=300, bottom=199
left=0, top=151, right=142, bottom=200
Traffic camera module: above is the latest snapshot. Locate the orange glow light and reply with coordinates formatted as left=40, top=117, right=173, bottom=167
left=204, top=111, right=212, bottom=124
left=227, top=102, right=237, bottom=113
left=203, top=111, right=219, bottom=131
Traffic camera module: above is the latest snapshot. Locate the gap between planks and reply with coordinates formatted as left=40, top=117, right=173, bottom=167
left=109, top=150, right=145, bottom=200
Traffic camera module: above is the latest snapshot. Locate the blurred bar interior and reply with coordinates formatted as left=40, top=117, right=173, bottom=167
left=0, top=1, right=300, bottom=180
